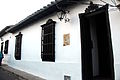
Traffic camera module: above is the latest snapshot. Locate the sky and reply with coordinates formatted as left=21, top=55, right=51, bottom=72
left=0, top=0, right=54, bottom=30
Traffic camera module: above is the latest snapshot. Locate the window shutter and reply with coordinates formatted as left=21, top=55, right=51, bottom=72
left=15, top=32, right=22, bottom=60
left=41, top=19, right=56, bottom=62
left=4, top=40, right=9, bottom=54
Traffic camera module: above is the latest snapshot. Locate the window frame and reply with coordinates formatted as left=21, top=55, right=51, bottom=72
left=4, top=40, right=9, bottom=54
left=1, top=42, right=4, bottom=54
left=15, top=32, right=23, bottom=60
left=41, top=19, right=56, bottom=62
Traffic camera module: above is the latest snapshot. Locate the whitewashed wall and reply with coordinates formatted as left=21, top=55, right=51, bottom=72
left=109, top=9, right=120, bottom=80
left=7, top=15, right=81, bottom=80
left=5, top=5, right=83, bottom=80
left=0, top=0, right=120, bottom=80
left=0, top=33, right=12, bottom=64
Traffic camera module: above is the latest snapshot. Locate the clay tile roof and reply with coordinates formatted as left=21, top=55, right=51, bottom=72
left=6, top=0, right=83, bottom=33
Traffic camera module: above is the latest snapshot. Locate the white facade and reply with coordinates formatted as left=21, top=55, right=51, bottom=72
left=109, top=8, right=120, bottom=80
left=0, top=0, right=120, bottom=80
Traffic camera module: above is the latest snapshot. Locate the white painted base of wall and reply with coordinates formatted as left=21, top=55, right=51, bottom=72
left=7, top=61, right=81, bottom=80
left=2, top=54, right=10, bottom=64
left=114, top=64, right=120, bottom=80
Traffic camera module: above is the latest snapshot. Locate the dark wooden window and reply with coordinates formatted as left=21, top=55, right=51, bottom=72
left=4, top=40, right=9, bottom=54
left=41, top=19, right=56, bottom=62
left=15, top=32, right=22, bottom=60
left=1, top=42, right=4, bottom=54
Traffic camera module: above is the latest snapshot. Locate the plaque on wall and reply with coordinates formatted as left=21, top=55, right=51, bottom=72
left=63, top=34, right=70, bottom=46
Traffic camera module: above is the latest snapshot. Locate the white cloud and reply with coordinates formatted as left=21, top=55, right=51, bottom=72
left=0, top=0, right=54, bottom=30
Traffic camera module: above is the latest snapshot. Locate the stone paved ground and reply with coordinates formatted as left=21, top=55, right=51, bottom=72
left=0, top=67, right=26, bottom=80
left=0, top=64, right=45, bottom=80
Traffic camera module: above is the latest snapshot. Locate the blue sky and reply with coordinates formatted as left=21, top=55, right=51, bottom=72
left=0, top=0, right=54, bottom=30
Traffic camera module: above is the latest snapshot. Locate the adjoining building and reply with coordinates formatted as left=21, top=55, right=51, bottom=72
left=0, top=0, right=120, bottom=80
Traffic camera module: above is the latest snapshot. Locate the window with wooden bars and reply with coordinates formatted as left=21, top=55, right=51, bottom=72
left=4, top=40, right=9, bottom=54
left=41, top=19, right=56, bottom=62
left=15, top=32, right=22, bottom=60
left=1, top=42, right=4, bottom=54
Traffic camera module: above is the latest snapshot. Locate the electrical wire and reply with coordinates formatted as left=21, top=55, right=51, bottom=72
left=111, top=0, right=117, bottom=6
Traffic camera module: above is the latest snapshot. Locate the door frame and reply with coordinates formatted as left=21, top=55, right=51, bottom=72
left=79, top=5, right=114, bottom=80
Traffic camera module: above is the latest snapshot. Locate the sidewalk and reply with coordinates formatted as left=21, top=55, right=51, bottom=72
left=0, top=64, right=45, bottom=80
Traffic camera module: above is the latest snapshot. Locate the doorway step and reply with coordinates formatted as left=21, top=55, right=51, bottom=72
left=93, top=76, right=111, bottom=80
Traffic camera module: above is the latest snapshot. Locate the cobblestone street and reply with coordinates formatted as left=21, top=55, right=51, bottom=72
left=0, top=67, right=26, bottom=80
left=0, top=65, right=44, bottom=80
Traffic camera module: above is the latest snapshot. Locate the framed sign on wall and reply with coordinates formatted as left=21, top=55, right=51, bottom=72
left=63, top=33, right=70, bottom=46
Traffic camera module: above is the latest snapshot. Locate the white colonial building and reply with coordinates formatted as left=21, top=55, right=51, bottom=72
left=0, top=0, right=120, bottom=80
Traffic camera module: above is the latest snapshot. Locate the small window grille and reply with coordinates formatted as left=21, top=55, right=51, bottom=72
left=64, top=75, right=71, bottom=80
